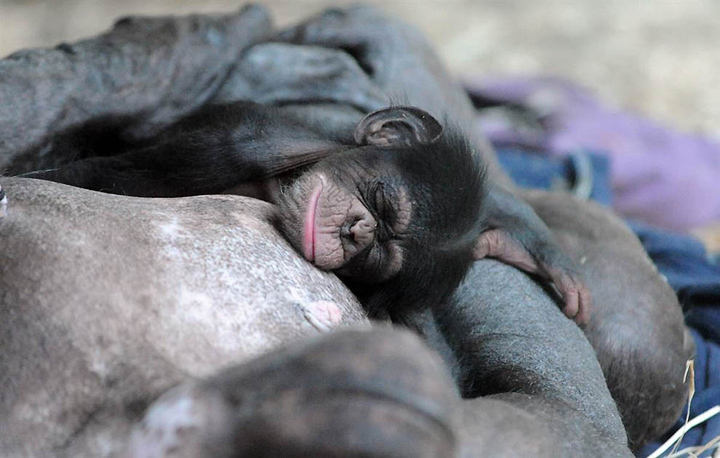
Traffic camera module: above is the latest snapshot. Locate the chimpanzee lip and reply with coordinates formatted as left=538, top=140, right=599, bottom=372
left=303, top=180, right=323, bottom=262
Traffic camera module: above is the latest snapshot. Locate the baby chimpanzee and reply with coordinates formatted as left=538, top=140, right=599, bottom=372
left=24, top=102, right=589, bottom=322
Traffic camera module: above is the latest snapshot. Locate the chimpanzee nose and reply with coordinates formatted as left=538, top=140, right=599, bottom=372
left=342, top=216, right=377, bottom=246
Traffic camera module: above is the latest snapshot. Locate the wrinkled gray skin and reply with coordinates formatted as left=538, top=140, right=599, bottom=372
left=0, top=4, right=690, bottom=458
left=125, top=328, right=461, bottom=458
left=0, top=177, right=369, bottom=457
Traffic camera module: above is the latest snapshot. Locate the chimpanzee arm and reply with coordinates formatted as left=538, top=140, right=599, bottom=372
left=0, top=5, right=272, bottom=175
left=22, top=102, right=348, bottom=197
left=436, top=260, right=633, bottom=457
left=473, top=188, right=591, bottom=324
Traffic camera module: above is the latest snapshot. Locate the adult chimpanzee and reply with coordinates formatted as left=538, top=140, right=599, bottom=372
left=17, top=55, right=589, bottom=324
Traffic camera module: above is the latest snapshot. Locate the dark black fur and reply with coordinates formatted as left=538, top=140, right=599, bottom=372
left=343, top=129, right=488, bottom=316
left=21, top=103, right=349, bottom=197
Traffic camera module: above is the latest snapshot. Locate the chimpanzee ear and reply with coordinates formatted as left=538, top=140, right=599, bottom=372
left=354, top=107, right=443, bottom=146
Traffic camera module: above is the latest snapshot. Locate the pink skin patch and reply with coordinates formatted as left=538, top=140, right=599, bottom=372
left=303, top=301, right=344, bottom=332
left=303, top=181, right=323, bottom=262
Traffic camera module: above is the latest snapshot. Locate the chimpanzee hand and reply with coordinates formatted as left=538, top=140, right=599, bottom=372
left=473, top=188, right=591, bottom=325
left=215, top=42, right=387, bottom=113
left=276, top=5, right=475, bottom=122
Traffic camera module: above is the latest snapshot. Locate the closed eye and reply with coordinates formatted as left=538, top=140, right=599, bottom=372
left=365, top=181, right=398, bottom=237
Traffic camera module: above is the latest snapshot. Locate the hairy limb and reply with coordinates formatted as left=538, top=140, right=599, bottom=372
left=0, top=5, right=272, bottom=175
left=127, top=329, right=458, bottom=458
left=437, top=260, right=632, bottom=457
left=473, top=187, right=591, bottom=324
left=276, top=5, right=474, bottom=124
left=216, top=42, right=387, bottom=113
left=22, top=102, right=347, bottom=197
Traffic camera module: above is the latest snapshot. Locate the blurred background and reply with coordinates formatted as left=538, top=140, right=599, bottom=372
left=2, top=0, right=719, bottom=138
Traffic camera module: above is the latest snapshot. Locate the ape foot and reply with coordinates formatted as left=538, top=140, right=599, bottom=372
left=127, top=329, right=458, bottom=458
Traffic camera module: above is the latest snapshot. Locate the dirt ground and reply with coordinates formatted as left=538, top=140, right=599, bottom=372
left=1, top=0, right=719, bottom=138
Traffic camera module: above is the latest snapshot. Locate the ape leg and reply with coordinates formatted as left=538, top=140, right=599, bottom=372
left=0, top=5, right=272, bottom=175
left=14, top=42, right=388, bottom=190
left=20, top=102, right=349, bottom=197
left=127, top=328, right=458, bottom=458
left=129, top=315, right=634, bottom=457
left=523, top=190, right=693, bottom=449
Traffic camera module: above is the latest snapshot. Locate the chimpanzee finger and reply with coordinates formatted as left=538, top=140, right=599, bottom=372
left=575, top=279, right=592, bottom=325
left=473, top=229, right=591, bottom=324
left=544, top=266, right=592, bottom=325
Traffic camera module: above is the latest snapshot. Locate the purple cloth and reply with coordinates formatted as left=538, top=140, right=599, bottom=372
left=464, top=76, right=720, bottom=231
